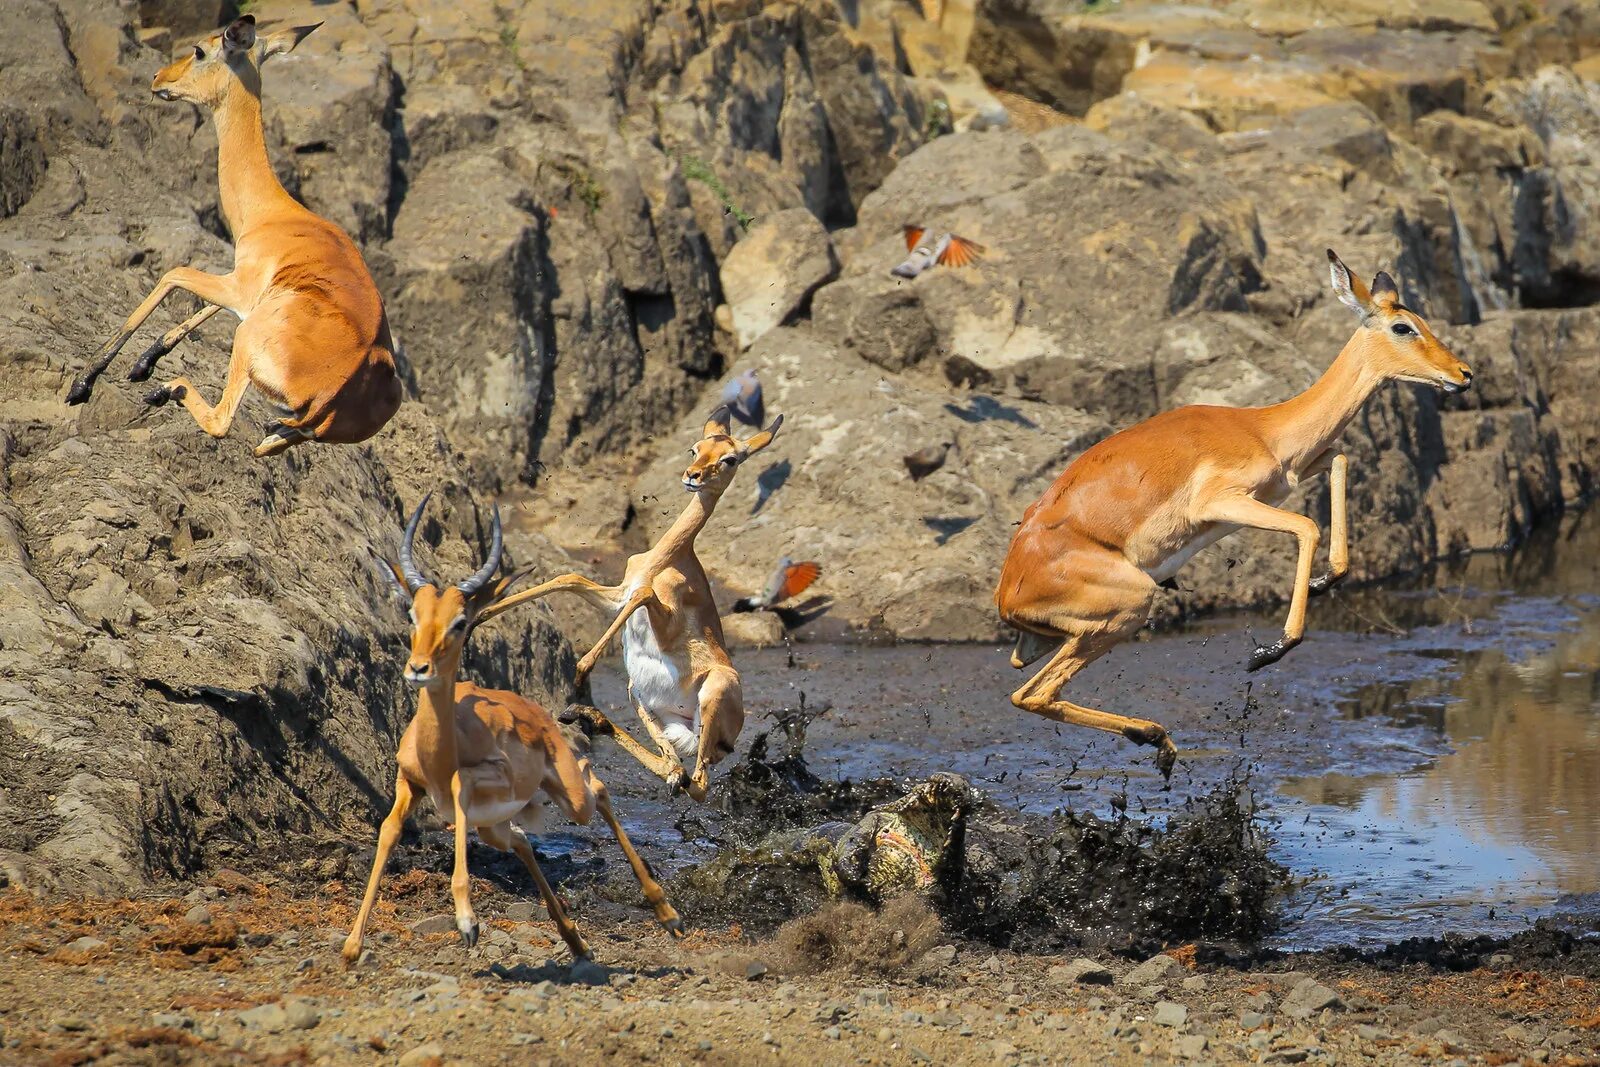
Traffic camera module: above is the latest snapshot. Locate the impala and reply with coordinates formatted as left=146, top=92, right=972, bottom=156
left=66, top=16, right=401, bottom=457
left=476, top=407, right=783, bottom=801
left=995, top=250, right=1473, bottom=777
left=342, top=496, right=683, bottom=964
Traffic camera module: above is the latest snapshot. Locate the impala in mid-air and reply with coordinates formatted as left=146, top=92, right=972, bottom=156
left=995, top=250, right=1473, bottom=778
left=66, top=16, right=401, bottom=457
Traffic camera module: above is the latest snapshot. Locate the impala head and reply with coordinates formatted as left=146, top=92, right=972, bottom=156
left=372, top=495, right=525, bottom=688
left=1327, top=249, right=1473, bottom=394
left=682, top=406, right=784, bottom=494
left=151, top=16, right=320, bottom=108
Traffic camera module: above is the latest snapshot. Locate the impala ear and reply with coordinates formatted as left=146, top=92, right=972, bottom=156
left=704, top=405, right=733, bottom=439
left=221, top=15, right=257, bottom=54
left=741, top=413, right=783, bottom=456
left=1369, top=270, right=1400, bottom=308
left=262, top=22, right=321, bottom=61
left=1327, top=249, right=1374, bottom=317
left=367, top=547, right=412, bottom=602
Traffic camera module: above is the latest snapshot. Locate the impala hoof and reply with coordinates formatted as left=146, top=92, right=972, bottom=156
left=127, top=342, right=170, bottom=382
left=457, top=917, right=480, bottom=950
left=1247, top=639, right=1295, bottom=672
left=1309, top=571, right=1347, bottom=597
left=66, top=376, right=95, bottom=405
left=1156, top=737, right=1178, bottom=781
left=144, top=384, right=184, bottom=406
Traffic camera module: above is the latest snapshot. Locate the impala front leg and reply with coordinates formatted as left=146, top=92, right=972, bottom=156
left=473, top=573, right=624, bottom=629
left=68, top=267, right=239, bottom=404
left=448, top=772, right=479, bottom=949
left=342, top=773, right=414, bottom=964
left=1309, top=453, right=1349, bottom=596
left=573, top=588, right=655, bottom=686
left=128, top=303, right=224, bottom=382
left=1203, top=494, right=1321, bottom=671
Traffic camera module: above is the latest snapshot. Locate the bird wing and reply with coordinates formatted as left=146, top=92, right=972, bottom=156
left=777, top=562, right=821, bottom=603
left=760, top=556, right=794, bottom=604
left=937, top=235, right=986, bottom=268
left=902, top=225, right=926, bottom=252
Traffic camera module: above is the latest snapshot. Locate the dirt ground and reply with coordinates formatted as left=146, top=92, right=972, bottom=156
left=3, top=866, right=1599, bottom=1067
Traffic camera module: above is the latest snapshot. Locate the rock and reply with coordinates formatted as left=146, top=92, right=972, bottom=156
left=1180, top=975, right=1207, bottom=992
left=236, top=1003, right=289, bottom=1032
left=282, top=1000, right=321, bottom=1031
left=1173, top=1033, right=1209, bottom=1058
left=1120, top=955, right=1185, bottom=988
left=151, top=1012, right=188, bottom=1030
left=1240, top=1010, right=1268, bottom=1030
left=504, top=901, right=544, bottom=923
left=1048, top=959, right=1113, bottom=986
left=1435, top=1029, right=1469, bottom=1052
left=409, top=915, right=457, bottom=937
left=65, top=936, right=107, bottom=952
left=1153, top=1001, right=1188, bottom=1028
left=1265, top=1050, right=1310, bottom=1064
left=857, top=988, right=893, bottom=1010
left=1281, top=978, right=1345, bottom=1020
left=569, top=958, right=610, bottom=987
left=721, top=208, right=839, bottom=350
left=397, top=1042, right=446, bottom=1067
left=919, top=944, right=959, bottom=972
left=1355, top=1024, right=1391, bottom=1041
left=182, top=905, right=212, bottom=926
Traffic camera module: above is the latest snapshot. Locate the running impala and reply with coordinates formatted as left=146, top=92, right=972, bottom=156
left=66, top=16, right=401, bottom=457
left=995, top=250, right=1473, bottom=778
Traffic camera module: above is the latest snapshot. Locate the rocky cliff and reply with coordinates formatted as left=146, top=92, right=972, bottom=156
left=2, top=0, right=1597, bottom=888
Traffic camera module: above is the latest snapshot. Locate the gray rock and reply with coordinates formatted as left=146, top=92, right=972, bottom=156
left=236, top=1003, right=288, bottom=1032
left=1153, top=1001, right=1188, bottom=1028
left=1120, top=954, right=1184, bottom=987
left=151, top=1012, right=189, bottom=1030
left=504, top=900, right=544, bottom=923
left=182, top=905, right=212, bottom=926
left=409, top=914, right=457, bottom=937
left=721, top=208, right=839, bottom=350
left=857, top=987, right=893, bottom=1009
left=1239, top=1011, right=1268, bottom=1030
left=1049, top=959, right=1114, bottom=986
left=569, top=958, right=610, bottom=987
left=397, top=1042, right=446, bottom=1067
left=1281, top=978, right=1344, bottom=1020
left=1173, top=1033, right=1209, bottom=1058
left=1355, top=1024, right=1391, bottom=1041
left=65, top=936, right=106, bottom=952
left=282, top=1000, right=321, bottom=1030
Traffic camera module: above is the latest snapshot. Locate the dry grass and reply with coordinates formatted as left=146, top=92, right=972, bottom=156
left=991, top=88, right=1075, bottom=135
left=768, top=896, right=942, bottom=977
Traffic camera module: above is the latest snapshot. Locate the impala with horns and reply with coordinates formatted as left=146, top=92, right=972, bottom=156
left=995, top=250, right=1473, bottom=778
left=66, top=16, right=401, bottom=457
left=342, top=496, right=683, bottom=964
left=475, top=407, right=783, bottom=801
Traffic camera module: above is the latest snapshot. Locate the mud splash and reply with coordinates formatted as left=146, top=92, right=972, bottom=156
left=668, top=717, right=1289, bottom=952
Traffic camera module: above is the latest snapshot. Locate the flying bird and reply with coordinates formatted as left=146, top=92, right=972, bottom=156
left=891, top=226, right=985, bottom=279
left=731, top=557, right=823, bottom=631
left=720, top=369, right=764, bottom=428
left=904, top=441, right=954, bottom=482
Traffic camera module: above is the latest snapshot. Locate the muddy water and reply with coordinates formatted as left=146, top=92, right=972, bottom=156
left=587, top=508, right=1600, bottom=949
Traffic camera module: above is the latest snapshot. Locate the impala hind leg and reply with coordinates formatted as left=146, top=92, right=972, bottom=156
left=684, top=668, right=743, bottom=802
left=128, top=304, right=224, bottom=382
left=567, top=703, right=687, bottom=786
left=1011, top=627, right=1179, bottom=779
left=479, top=822, right=591, bottom=960
left=342, top=773, right=415, bottom=964
left=1308, top=453, right=1349, bottom=596
left=148, top=325, right=259, bottom=440
left=593, top=782, right=684, bottom=936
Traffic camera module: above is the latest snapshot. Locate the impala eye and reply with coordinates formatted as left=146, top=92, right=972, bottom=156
left=193, top=45, right=205, bottom=60
left=1391, top=321, right=1415, bottom=337
left=447, top=615, right=467, bottom=634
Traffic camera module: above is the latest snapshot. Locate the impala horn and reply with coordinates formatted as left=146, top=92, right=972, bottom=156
left=458, top=503, right=502, bottom=595
left=398, top=492, right=432, bottom=593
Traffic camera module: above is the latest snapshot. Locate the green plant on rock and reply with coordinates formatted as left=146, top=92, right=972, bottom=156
left=676, top=152, right=753, bottom=231
left=568, top=168, right=606, bottom=217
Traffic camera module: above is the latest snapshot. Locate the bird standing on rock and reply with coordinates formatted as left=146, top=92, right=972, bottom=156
left=721, top=369, right=764, bottom=428
left=904, top=441, right=954, bottom=482
left=892, top=226, right=985, bottom=279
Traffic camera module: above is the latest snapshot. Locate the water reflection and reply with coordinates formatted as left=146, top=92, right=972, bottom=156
left=1277, top=508, right=1600, bottom=944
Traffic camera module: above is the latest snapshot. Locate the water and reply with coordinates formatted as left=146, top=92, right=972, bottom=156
left=587, top=507, right=1600, bottom=949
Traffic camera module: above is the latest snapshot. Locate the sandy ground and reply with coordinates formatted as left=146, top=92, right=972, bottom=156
left=3, top=867, right=1599, bottom=1067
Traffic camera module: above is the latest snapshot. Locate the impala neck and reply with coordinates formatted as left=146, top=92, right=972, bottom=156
left=412, top=661, right=461, bottom=785
left=657, top=488, right=722, bottom=559
left=1262, top=334, right=1385, bottom=473
left=213, top=85, right=297, bottom=237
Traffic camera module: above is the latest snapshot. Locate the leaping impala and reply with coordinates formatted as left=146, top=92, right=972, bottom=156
left=996, top=250, right=1473, bottom=778
left=342, top=496, right=684, bottom=964
left=65, top=16, right=402, bottom=458
left=475, top=407, right=784, bottom=801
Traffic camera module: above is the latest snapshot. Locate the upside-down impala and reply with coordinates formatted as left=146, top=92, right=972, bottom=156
left=66, top=16, right=401, bottom=458
left=342, top=497, right=683, bottom=963
left=475, top=407, right=783, bottom=801
left=996, top=250, right=1473, bottom=778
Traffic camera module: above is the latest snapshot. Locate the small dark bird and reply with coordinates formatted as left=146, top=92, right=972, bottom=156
left=903, top=441, right=953, bottom=481
left=720, top=369, right=764, bottom=428
left=892, top=225, right=986, bottom=279
left=731, top=557, right=821, bottom=624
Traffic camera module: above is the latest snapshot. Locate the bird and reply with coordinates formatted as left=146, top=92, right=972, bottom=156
left=731, top=557, right=823, bottom=630
left=891, top=225, right=985, bottom=279
left=903, top=441, right=954, bottom=481
left=720, top=369, right=764, bottom=428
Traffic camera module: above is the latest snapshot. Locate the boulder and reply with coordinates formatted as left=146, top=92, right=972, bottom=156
left=722, top=208, right=839, bottom=350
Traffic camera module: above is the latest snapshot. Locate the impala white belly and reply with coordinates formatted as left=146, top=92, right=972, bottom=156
left=1143, top=523, right=1241, bottom=584
left=622, top=602, right=699, bottom=760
